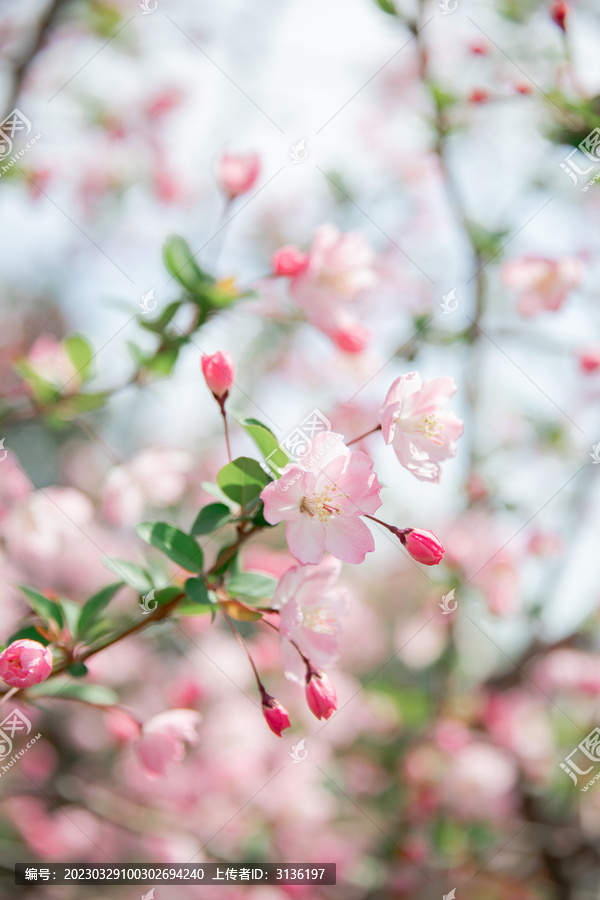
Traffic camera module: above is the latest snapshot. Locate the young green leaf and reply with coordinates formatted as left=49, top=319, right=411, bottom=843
left=163, top=235, right=213, bottom=295
left=238, top=417, right=288, bottom=475
left=136, top=522, right=204, bottom=573
left=191, top=503, right=233, bottom=535
left=29, top=680, right=119, bottom=706
left=77, top=583, right=124, bottom=639
left=227, top=572, right=278, bottom=601
left=182, top=578, right=218, bottom=620
left=217, top=457, right=269, bottom=507
left=18, top=587, right=64, bottom=630
left=63, top=335, right=93, bottom=382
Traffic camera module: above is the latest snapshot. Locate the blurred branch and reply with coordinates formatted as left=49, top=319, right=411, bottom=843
left=3, top=0, right=70, bottom=119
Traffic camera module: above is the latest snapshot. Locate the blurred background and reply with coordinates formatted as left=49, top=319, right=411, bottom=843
left=1, top=0, right=600, bottom=897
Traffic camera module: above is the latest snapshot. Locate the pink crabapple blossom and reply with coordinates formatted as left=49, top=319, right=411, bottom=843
left=201, top=350, right=235, bottom=400
left=271, top=245, right=308, bottom=277
left=577, top=342, right=600, bottom=374
left=500, top=255, right=582, bottom=317
left=289, top=224, right=377, bottom=353
left=0, top=639, right=53, bottom=688
left=272, top=557, right=348, bottom=683
left=305, top=670, right=338, bottom=721
left=216, top=152, right=260, bottom=200
left=380, top=372, right=463, bottom=482
left=260, top=431, right=382, bottom=566
left=101, top=448, right=193, bottom=527
left=135, top=709, right=202, bottom=779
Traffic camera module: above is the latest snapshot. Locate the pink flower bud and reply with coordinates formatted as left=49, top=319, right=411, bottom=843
left=305, top=670, right=337, bottom=721
left=403, top=529, right=445, bottom=566
left=0, top=639, right=52, bottom=688
left=272, top=245, right=308, bottom=277
left=261, top=692, right=290, bottom=737
left=332, top=324, right=369, bottom=354
left=577, top=343, right=600, bottom=374
left=201, top=351, right=234, bottom=399
left=216, top=152, right=260, bottom=200
left=551, top=0, right=568, bottom=30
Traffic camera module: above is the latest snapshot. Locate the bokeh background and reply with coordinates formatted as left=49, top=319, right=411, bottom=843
left=2, top=0, right=600, bottom=897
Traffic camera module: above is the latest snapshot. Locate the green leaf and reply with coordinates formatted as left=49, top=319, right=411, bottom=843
left=182, top=577, right=218, bottom=620
left=6, top=625, right=50, bottom=646
left=163, top=235, right=213, bottom=295
left=55, top=391, right=109, bottom=420
left=102, top=558, right=154, bottom=594
left=199, top=481, right=237, bottom=508
left=28, top=679, right=119, bottom=706
left=217, top=457, right=269, bottom=507
left=18, top=587, right=64, bottom=629
left=136, top=521, right=204, bottom=573
left=77, top=583, right=123, bottom=639
left=58, top=597, right=82, bottom=638
left=191, top=503, right=233, bottom=535
left=13, top=359, right=60, bottom=404
left=152, top=586, right=184, bottom=607
left=63, top=335, right=93, bottom=382
left=238, top=417, right=288, bottom=475
left=138, top=301, right=182, bottom=334
left=227, top=572, right=277, bottom=601
left=373, top=0, right=397, bottom=13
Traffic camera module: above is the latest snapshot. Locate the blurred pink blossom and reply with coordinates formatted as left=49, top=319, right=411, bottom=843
left=577, top=342, right=600, bottom=374
left=201, top=350, right=235, bottom=400
left=501, top=256, right=582, bottom=317
left=305, top=670, right=338, bottom=720
left=289, top=224, right=377, bottom=352
left=216, top=152, right=260, bottom=199
left=136, top=709, right=202, bottom=778
left=24, top=334, right=80, bottom=394
left=102, top=448, right=193, bottom=527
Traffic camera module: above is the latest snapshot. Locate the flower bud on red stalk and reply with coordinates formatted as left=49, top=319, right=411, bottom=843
left=401, top=528, right=445, bottom=566
left=201, top=351, right=234, bottom=402
left=305, top=670, right=337, bottom=721
left=272, top=245, right=308, bottom=277
left=260, top=688, right=291, bottom=737
left=551, top=0, right=568, bottom=30
left=0, top=639, right=53, bottom=688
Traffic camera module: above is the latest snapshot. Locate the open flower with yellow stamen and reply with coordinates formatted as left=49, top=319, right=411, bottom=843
left=261, top=431, right=382, bottom=565
left=380, top=372, right=463, bottom=483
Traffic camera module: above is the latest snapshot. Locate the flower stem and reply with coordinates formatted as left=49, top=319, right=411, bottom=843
left=346, top=424, right=381, bottom=446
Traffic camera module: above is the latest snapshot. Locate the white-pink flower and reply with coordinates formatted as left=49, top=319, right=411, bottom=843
left=25, top=334, right=81, bottom=395
left=261, top=431, right=382, bottom=566
left=272, top=557, right=348, bottom=682
left=102, top=448, right=193, bottom=527
left=380, top=372, right=463, bottom=482
left=136, top=709, right=202, bottom=779
left=501, top=255, right=583, bottom=317
left=289, top=224, right=377, bottom=353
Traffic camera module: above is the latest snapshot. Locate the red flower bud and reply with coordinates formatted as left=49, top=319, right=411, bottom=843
left=272, top=245, right=308, bottom=277
left=201, top=351, right=234, bottom=400
left=261, top=692, right=291, bottom=737
left=305, top=670, right=337, bottom=721
left=403, top=529, right=445, bottom=566
left=551, top=0, right=568, bottom=30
